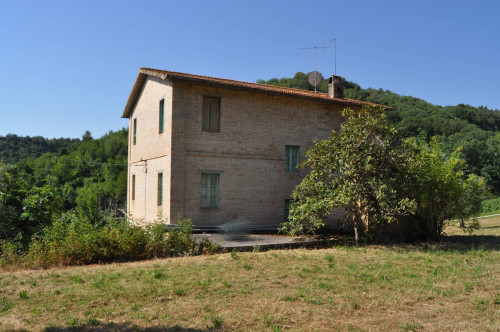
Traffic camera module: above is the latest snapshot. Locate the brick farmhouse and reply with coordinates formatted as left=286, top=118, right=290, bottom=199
left=122, top=68, right=377, bottom=229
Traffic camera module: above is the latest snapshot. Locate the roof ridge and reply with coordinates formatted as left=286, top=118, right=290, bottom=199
left=139, top=67, right=331, bottom=96
left=123, top=68, right=388, bottom=118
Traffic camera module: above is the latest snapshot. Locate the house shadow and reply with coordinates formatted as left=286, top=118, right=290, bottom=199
left=381, top=234, right=500, bottom=253
left=39, top=323, right=209, bottom=332
left=437, top=234, right=500, bottom=252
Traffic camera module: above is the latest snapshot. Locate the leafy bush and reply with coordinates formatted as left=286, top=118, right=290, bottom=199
left=282, top=107, right=487, bottom=242
left=481, top=197, right=500, bottom=214
left=0, top=214, right=220, bottom=269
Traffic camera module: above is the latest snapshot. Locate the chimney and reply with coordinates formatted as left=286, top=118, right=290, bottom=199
left=328, top=75, right=344, bottom=99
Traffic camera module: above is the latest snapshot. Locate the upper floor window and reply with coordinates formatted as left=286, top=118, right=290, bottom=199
left=132, top=174, right=136, bottom=200
left=159, top=99, right=165, bottom=134
left=202, top=96, right=220, bottom=132
left=201, top=173, right=219, bottom=208
left=285, top=145, right=299, bottom=172
left=133, top=118, right=137, bottom=145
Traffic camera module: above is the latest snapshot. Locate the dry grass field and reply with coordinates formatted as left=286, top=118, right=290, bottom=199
left=1, top=217, right=499, bottom=331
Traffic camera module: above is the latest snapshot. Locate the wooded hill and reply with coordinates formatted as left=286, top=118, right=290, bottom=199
left=258, top=73, right=500, bottom=194
left=0, top=130, right=128, bottom=239
left=0, top=134, right=78, bottom=164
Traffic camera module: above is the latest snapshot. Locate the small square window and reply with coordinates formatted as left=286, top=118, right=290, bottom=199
left=285, top=145, right=299, bottom=172
left=202, top=96, right=220, bottom=132
left=201, top=173, right=219, bottom=208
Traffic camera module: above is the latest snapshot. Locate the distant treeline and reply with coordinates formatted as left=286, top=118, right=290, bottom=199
left=0, top=130, right=128, bottom=241
left=258, top=72, right=500, bottom=194
left=0, top=134, right=79, bottom=164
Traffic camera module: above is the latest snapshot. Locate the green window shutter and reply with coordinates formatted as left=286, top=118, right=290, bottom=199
left=132, top=175, right=135, bottom=200
left=133, top=118, right=137, bottom=145
left=201, top=173, right=219, bottom=208
left=201, top=174, right=208, bottom=207
left=284, top=199, right=291, bottom=221
left=209, top=97, right=220, bottom=132
left=159, top=99, right=165, bottom=134
left=202, top=97, right=210, bottom=131
left=285, top=145, right=299, bottom=172
left=202, top=96, right=220, bottom=132
left=157, top=173, right=163, bottom=206
left=291, top=146, right=298, bottom=170
left=285, top=146, right=290, bottom=171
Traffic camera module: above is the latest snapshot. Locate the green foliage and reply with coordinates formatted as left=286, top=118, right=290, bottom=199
left=0, top=216, right=220, bottom=269
left=481, top=196, right=500, bottom=214
left=281, top=107, right=487, bottom=242
left=20, top=129, right=128, bottom=216
left=409, top=138, right=487, bottom=239
left=0, top=134, right=78, bottom=164
left=0, top=163, right=61, bottom=241
left=257, top=72, right=327, bottom=92
left=282, top=106, right=418, bottom=242
left=0, top=129, right=129, bottom=245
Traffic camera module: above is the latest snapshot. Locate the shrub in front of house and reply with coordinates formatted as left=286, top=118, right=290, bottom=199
left=0, top=213, right=220, bottom=269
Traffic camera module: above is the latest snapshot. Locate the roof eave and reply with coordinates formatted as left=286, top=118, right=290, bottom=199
left=122, top=68, right=391, bottom=117
left=122, top=69, right=170, bottom=118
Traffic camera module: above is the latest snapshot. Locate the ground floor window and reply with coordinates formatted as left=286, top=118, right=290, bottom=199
left=157, top=173, right=163, bottom=206
left=284, top=199, right=292, bottom=221
left=201, top=173, right=219, bottom=208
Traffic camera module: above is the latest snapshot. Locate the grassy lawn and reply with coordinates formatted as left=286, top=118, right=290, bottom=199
left=1, top=219, right=499, bottom=331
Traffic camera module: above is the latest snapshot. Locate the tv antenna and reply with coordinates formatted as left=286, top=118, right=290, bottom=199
left=299, top=45, right=330, bottom=91
left=330, top=38, right=337, bottom=75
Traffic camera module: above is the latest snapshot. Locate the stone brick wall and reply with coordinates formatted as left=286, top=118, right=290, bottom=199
left=128, top=76, right=355, bottom=229
left=127, top=76, right=172, bottom=222
left=169, top=81, right=347, bottom=227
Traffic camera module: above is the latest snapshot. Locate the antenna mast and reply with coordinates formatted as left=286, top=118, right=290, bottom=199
left=299, top=45, right=330, bottom=91
left=330, top=38, right=337, bottom=75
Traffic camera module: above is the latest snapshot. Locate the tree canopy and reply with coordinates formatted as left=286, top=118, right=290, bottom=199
left=282, top=106, right=487, bottom=242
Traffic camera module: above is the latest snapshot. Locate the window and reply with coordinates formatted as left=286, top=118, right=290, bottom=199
left=159, top=99, right=165, bottom=134
left=284, top=199, right=292, bottom=222
left=157, top=173, right=163, bottom=206
left=133, top=118, right=137, bottom=145
left=285, top=145, right=299, bottom=172
left=202, top=96, right=220, bottom=132
left=132, top=175, right=136, bottom=201
left=201, top=173, right=219, bottom=208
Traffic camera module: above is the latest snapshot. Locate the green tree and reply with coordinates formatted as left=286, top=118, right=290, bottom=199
left=282, top=107, right=488, bottom=243
left=0, top=163, right=61, bottom=241
left=410, top=138, right=488, bottom=240
left=281, top=106, right=417, bottom=243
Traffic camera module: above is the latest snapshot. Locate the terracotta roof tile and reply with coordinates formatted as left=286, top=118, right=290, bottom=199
left=140, top=67, right=382, bottom=107
left=122, top=68, right=388, bottom=118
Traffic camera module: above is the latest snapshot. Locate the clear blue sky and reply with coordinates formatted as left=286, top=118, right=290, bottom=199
left=1, top=0, right=499, bottom=139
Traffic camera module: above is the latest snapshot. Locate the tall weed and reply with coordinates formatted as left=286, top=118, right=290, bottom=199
left=0, top=212, right=219, bottom=269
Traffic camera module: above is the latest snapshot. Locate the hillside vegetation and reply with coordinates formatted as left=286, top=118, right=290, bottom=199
left=1, top=130, right=128, bottom=242
left=258, top=73, right=500, bottom=194
left=0, top=134, right=78, bottom=164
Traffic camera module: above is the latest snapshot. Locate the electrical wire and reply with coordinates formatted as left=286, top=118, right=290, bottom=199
left=0, top=140, right=144, bottom=167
